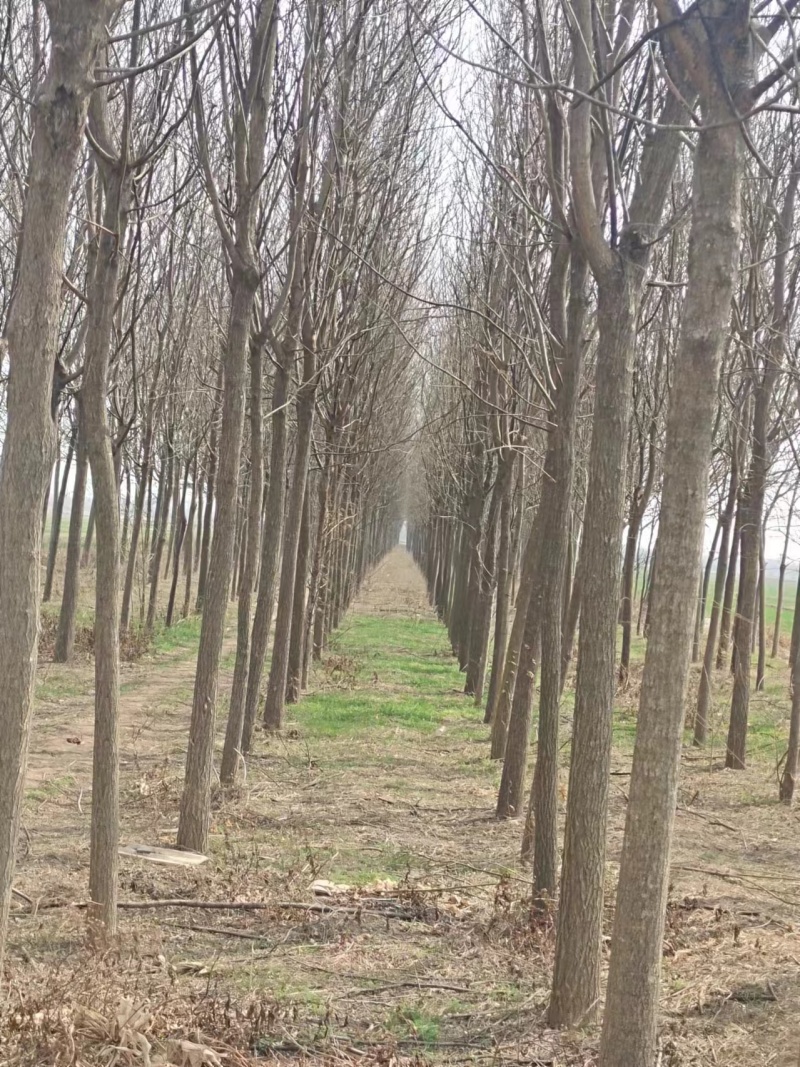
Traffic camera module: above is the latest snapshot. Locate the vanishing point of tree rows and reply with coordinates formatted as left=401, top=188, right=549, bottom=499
left=1, top=1, right=800, bottom=1065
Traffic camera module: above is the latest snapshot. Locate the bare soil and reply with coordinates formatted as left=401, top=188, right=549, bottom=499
left=3, top=550, right=800, bottom=1066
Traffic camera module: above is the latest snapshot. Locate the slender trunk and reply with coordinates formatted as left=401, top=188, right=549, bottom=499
left=178, top=269, right=258, bottom=852
left=780, top=626, right=800, bottom=802
left=619, top=414, right=657, bottom=682
left=772, top=486, right=796, bottom=657
left=693, top=515, right=722, bottom=662
left=54, top=406, right=89, bottom=662
left=81, top=500, right=95, bottom=568
left=0, top=0, right=112, bottom=963
left=165, top=460, right=190, bottom=627
left=221, top=339, right=264, bottom=784
left=600, top=71, right=747, bottom=1067
left=196, top=365, right=222, bottom=611
left=471, top=496, right=500, bottom=707
left=287, top=483, right=311, bottom=704
left=756, top=529, right=766, bottom=691
left=121, top=461, right=131, bottom=555
left=550, top=273, right=639, bottom=1028
left=695, top=461, right=739, bottom=743
left=121, top=407, right=154, bottom=630
left=717, top=495, right=743, bottom=668
left=636, top=518, right=656, bottom=635
left=42, top=443, right=57, bottom=540
left=83, top=166, right=126, bottom=935
left=43, top=429, right=76, bottom=603
left=531, top=252, right=587, bottom=900
left=146, top=439, right=174, bottom=631
left=241, top=359, right=289, bottom=754
left=263, top=375, right=316, bottom=731
left=484, top=489, right=512, bottom=722
left=182, top=459, right=198, bottom=619
left=164, top=455, right=182, bottom=579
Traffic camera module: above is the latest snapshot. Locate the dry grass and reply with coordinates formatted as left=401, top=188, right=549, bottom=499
left=5, top=551, right=800, bottom=1065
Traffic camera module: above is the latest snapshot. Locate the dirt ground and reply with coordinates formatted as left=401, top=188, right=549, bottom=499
left=4, top=550, right=800, bottom=1066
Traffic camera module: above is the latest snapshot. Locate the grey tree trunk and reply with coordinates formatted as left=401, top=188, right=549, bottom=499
left=726, top=168, right=797, bottom=767
left=43, top=428, right=76, bottom=603
left=83, top=162, right=127, bottom=935
left=264, top=387, right=316, bottom=731
left=240, top=357, right=289, bottom=754
left=287, top=484, right=311, bottom=704
left=54, top=406, right=89, bottom=662
left=599, top=36, right=748, bottom=1061
left=549, top=79, right=685, bottom=1027
left=221, top=339, right=264, bottom=784
left=0, top=0, right=115, bottom=970
left=531, top=251, right=587, bottom=900
left=178, top=271, right=258, bottom=850
left=772, top=485, right=796, bottom=658
left=695, top=457, right=739, bottom=744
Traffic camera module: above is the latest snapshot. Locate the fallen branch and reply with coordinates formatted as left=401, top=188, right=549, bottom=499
left=676, top=807, right=741, bottom=833
left=344, top=979, right=471, bottom=997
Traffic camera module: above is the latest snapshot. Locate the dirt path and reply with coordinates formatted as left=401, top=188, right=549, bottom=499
left=27, top=624, right=238, bottom=788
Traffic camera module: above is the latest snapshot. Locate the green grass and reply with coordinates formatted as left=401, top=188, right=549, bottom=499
left=386, top=1004, right=441, bottom=1046
left=35, top=675, right=88, bottom=702
left=297, top=615, right=471, bottom=738
left=149, top=614, right=203, bottom=654
left=26, top=774, right=77, bottom=803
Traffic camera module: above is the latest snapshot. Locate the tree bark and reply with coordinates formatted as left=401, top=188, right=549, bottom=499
left=531, top=251, right=587, bottom=900
left=240, top=356, right=289, bottom=754
left=43, top=428, right=76, bottom=603
left=695, top=458, right=739, bottom=744
left=54, top=405, right=89, bottom=662
left=178, top=270, right=258, bottom=851
left=263, top=385, right=316, bottom=731
left=287, top=482, right=312, bottom=704
left=772, top=484, right=796, bottom=658
left=83, top=161, right=127, bottom=935
left=599, top=39, right=748, bottom=1062
left=0, top=0, right=115, bottom=970
left=726, top=167, right=797, bottom=768
left=221, top=338, right=264, bottom=784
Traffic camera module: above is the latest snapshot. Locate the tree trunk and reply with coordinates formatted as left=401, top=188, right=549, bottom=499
left=780, top=631, right=800, bottom=802
left=695, top=457, right=739, bottom=743
left=264, top=385, right=316, bottom=731
left=43, top=427, right=76, bottom=603
left=165, top=460, right=190, bottom=628
left=287, top=483, right=311, bottom=704
left=531, top=251, right=587, bottom=900
left=81, top=499, right=95, bottom=568
left=756, top=529, right=766, bottom=691
left=0, top=0, right=115, bottom=969
left=54, top=406, right=89, bottom=663
left=196, top=365, right=222, bottom=611
left=182, top=458, right=198, bottom=619
left=550, top=273, right=639, bottom=1028
left=178, top=269, right=258, bottom=852
left=599, top=56, right=747, bottom=1065
left=692, top=514, right=722, bottom=663
left=717, top=495, right=743, bottom=668
left=240, top=357, right=289, bottom=754
left=83, top=164, right=127, bottom=936
left=772, top=484, right=796, bottom=657
left=725, top=166, right=796, bottom=768
left=121, top=406, right=155, bottom=630
left=146, top=439, right=174, bottom=631
left=221, top=339, right=264, bottom=784
left=488, top=513, right=544, bottom=759
left=484, top=486, right=513, bottom=722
